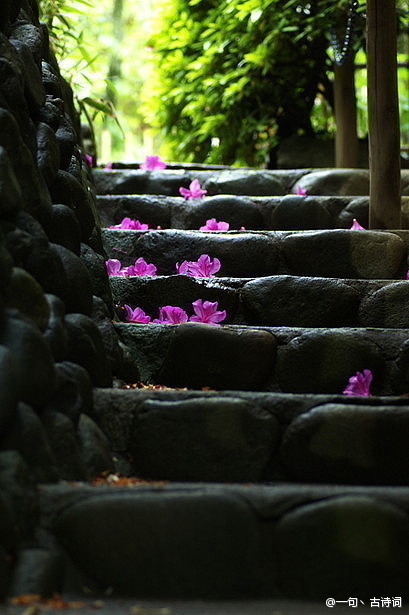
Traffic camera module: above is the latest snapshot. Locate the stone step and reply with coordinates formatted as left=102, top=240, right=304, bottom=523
left=114, top=322, right=409, bottom=395
left=92, top=387, right=409, bottom=486
left=93, top=167, right=409, bottom=197
left=102, top=228, right=409, bottom=279
left=110, top=274, right=409, bottom=329
left=98, top=193, right=409, bottom=232
left=39, top=480, right=409, bottom=599
left=97, top=194, right=382, bottom=231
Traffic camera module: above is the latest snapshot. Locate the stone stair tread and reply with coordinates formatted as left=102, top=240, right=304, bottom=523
left=109, top=274, right=409, bottom=329
left=113, top=321, right=409, bottom=395
left=38, top=480, right=409, bottom=599
left=93, top=167, right=409, bottom=198
left=101, top=228, right=408, bottom=280
left=97, top=194, right=369, bottom=231
left=92, top=386, right=409, bottom=485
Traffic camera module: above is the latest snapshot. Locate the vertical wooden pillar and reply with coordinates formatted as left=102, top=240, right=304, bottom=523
left=334, top=56, right=359, bottom=168
left=367, top=0, right=401, bottom=229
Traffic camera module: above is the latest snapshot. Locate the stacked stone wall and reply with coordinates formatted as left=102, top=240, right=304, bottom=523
left=0, top=0, right=123, bottom=594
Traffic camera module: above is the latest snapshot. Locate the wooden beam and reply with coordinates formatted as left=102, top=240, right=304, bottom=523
left=334, top=56, right=359, bottom=168
left=367, top=0, right=401, bottom=229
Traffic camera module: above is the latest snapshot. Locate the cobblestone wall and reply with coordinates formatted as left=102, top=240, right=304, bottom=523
left=0, top=2, right=123, bottom=594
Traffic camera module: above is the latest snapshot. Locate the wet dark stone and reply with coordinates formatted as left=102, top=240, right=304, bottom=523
left=280, top=403, right=409, bottom=485
left=35, top=98, right=62, bottom=131
left=337, top=197, right=369, bottom=228
left=5, top=266, right=50, bottom=330
left=103, top=229, right=280, bottom=278
left=110, top=275, right=239, bottom=324
left=77, top=414, right=115, bottom=479
left=0, top=402, right=58, bottom=483
left=202, top=170, right=285, bottom=196
left=270, top=195, right=333, bottom=230
left=0, top=450, right=38, bottom=540
left=41, top=61, right=62, bottom=98
left=276, top=330, right=384, bottom=395
left=80, top=243, right=113, bottom=313
left=281, top=230, right=406, bottom=279
left=275, top=496, right=409, bottom=599
left=54, top=491, right=259, bottom=597
left=0, top=145, right=22, bottom=216
left=55, top=114, right=76, bottom=169
left=296, top=169, right=370, bottom=196
left=91, top=296, right=123, bottom=373
left=46, top=203, right=81, bottom=255
left=0, top=345, right=19, bottom=437
left=41, top=411, right=87, bottom=481
left=97, top=194, right=171, bottom=229
left=64, top=313, right=112, bottom=387
left=242, top=276, right=360, bottom=327
left=8, top=548, right=64, bottom=598
left=10, top=23, right=43, bottom=64
left=157, top=323, right=277, bottom=390
left=130, top=397, right=279, bottom=482
left=50, top=170, right=96, bottom=243
left=9, top=39, right=45, bottom=110
left=43, top=361, right=93, bottom=424
left=36, top=121, right=60, bottom=185
left=51, top=243, right=93, bottom=315
left=43, top=294, right=68, bottom=361
left=0, top=313, right=56, bottom=408
left=359, top=282, right=409, bottom=328
left=181, top=195, right=264, bottom=230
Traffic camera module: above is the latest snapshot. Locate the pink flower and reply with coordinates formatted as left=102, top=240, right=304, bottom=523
left=140, top=155, right=167, bottom=170
left=350, top=218, right=366, bottom=230
left=343, top=369, right=373, bottom=396
left=200, top=218, right=230, bottom=231
left=175, top=254, right=221, bottom=277
left=124, top=305, right=151, bottom=323
left=105, top=259, right=125, bottom=276
left=153, top=306, right=189, bottom=324
left=105, top=161, right=114, bottom=169
left=109, top=217, right=149, bottom=230
left=179, top=179, right=207, bottom=199
left=123, top=257, right=157, bottom=276
left=295, top=184, right=307, bottom=195
left=85, top=154, right=95, bottom=168
left=189, top=299, right=227, bottom=325
left=406, top=271, right=409, bottom=280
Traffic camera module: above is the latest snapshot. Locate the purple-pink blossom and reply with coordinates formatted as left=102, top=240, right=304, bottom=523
left=85, top=154, right=95, bottom=168
left=106, top=257, right=157, bottom=276
left=153, top=305, right=189, bottom=324
left=176, top=254, right=221, bottom=277
left=109, top=217, right=149, bottom=230
left=200, top=218, right=230, bottom=231
left=295, top=184, right=307, bottom=195
left=343, top=369, right=373, bottom=396
left=179, top=179, right=207, bottom=199
left=105, top=161, right=114, bottom=169
left=123, top=257, right=157, bottom=276
left=106, top=259, right=125, bottom=276
left=124, top=305, right=151, bottom=323
left=350, top=218, right=366, bottom=230
left=189, top=299, right=227, bottom=325
left=140, top=155, right=167, bottom=170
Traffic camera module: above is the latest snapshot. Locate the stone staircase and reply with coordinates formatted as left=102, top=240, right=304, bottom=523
left=36, top=166, right=409, bottom=603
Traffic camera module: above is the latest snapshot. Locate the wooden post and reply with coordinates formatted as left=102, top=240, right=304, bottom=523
left=334, top=55, right=359, bottom=168
left=367, top=0, right=401, bottom=229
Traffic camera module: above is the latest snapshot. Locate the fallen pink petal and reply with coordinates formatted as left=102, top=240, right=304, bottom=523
left=176, top=254, right=221, bottom=277
left=200, top=218, right=230, bottom=231
left=189, top=299, right=227, bottom=325
left=105, top=259, right=126, bottom=276
left=343, top=369, right=373, bottom=396
left=123, top=257, right=157, bottom=276
left=350, top=218, right=366, bottom=230
left=179, top=179, right=207, bottom=199
left=295, top=184, right=307, bottom=195
left=109, top=217, right=149, bottom=230
left=124, top=305, right=151, bottom=323
left=140, top=155, right=167, bottom=170
left=153, top=305, right=189, bottom=324
left=85, top=154, right=95, bottom=168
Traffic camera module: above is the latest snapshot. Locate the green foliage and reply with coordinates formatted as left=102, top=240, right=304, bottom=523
left=146, top=0, right=361, bottom=166
left=147, top=0, right=408, bottom=166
